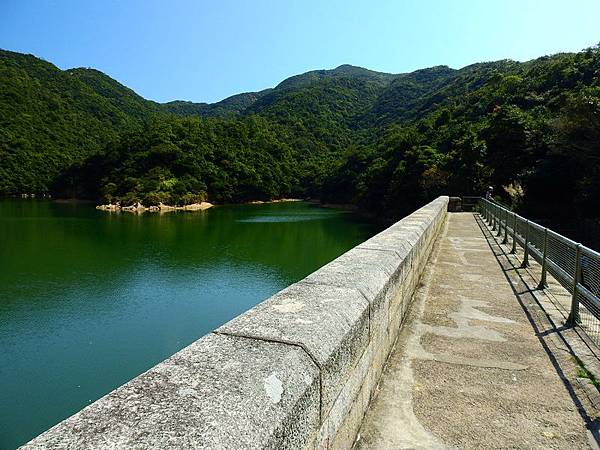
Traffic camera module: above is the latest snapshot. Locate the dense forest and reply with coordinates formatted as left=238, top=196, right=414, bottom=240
left=1, top=47, right=599, bottom=242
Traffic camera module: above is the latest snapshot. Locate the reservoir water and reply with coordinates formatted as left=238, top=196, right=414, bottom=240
left=0, top=199, right=377, bottom=449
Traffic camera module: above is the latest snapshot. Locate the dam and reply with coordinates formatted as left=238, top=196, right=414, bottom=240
left=20, top=197, right=600, bottom=449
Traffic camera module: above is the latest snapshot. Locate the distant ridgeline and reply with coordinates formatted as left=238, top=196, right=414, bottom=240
left=0, top=47, right=599, bottom=226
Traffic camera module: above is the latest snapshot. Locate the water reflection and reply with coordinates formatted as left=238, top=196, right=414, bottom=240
left=0, top=199, right=377, bottom=449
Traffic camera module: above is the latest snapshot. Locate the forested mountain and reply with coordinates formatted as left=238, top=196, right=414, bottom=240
left=0, top=50, right=149, bottom=193
left=162, top=90, right=273, bottom=117
left=1, top=47, right=599, bottom=242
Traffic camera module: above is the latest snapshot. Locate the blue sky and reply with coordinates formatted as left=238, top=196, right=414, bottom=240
left=1, top=0, right=599, bottom=103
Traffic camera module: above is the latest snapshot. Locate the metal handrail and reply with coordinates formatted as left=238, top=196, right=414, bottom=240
left=478, top=198, right=600, bottom=329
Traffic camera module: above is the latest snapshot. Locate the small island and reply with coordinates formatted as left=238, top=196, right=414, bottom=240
left=96, top=201, right=214, bottom=213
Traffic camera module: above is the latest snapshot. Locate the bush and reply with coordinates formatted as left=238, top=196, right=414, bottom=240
left=119, top=191, right=141, bottom=206
left=101, top=182, right=117, bottom=203
left=180, top=191, right=207, bottom=205
left=142, top=191, right=170, bottom=206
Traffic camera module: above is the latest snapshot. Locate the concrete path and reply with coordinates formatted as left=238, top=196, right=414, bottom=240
left=355, top=212, right=597, bottom=449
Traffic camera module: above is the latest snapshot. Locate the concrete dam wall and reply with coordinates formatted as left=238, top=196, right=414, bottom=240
left=22, top=196, right=449, bottom=450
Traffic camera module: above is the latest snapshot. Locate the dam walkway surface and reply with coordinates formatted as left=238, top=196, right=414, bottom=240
left=355, top=212, right=600, bottom=449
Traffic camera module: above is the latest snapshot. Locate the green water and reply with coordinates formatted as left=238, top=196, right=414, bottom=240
left=0, top=199, right=377, bottom=449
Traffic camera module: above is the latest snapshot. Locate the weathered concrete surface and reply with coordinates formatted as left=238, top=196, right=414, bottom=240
left=21, top=333, right=321, bottom=450
left=356, top=212, right=593, bottom=450
left=218, top=282, right=371, bottom=418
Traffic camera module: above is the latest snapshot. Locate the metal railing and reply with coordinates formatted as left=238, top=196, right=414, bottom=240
left=478, top=198, right=600, bottom=347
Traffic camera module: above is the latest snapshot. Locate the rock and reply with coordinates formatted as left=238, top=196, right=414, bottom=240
left=96, top=203, right=120, bottom=211
left=96, top=201, right=214, bottom=213
left=181, top=202, right=214, bottom=211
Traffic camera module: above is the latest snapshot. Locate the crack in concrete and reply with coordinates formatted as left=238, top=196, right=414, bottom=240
left=369, top=271, right=449, bottom=449
left=414, top=282, right=528, bottom=370
left=355, top=221, right=450, bottom=450
left=411, top=297, right=528, bottom=372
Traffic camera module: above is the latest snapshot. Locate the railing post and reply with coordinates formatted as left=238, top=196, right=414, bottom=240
left=511, top=213, right=517, bottom=254
left=521, top=219, right=530, bottom=267
left=494, top=205, right=500, bottom=231
left=492, top=205, right=497, bottom=231
left=496, top=206, right=503, bottom=237
left=502, top=207, right=509, bottom=244
left=567, top=243, right=582, bottom=326
left=537, top=228, right=548, bottom=289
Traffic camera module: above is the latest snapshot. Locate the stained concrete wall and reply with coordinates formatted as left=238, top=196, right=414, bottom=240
left=21, top=196, right=449, bottom=450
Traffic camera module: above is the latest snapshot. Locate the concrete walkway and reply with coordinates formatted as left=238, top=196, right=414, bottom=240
left=355, top=212, right=597, bottom=449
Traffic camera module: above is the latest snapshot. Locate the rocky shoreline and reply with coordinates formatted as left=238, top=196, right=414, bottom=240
left=96, top=198, right=307, bottom=213
left=96, top=201, right=214, bottom=213
left=246, top=198, right=303, bottom=204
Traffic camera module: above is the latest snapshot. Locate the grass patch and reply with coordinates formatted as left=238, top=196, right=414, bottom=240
left=573, top=355, right=600, bottom=389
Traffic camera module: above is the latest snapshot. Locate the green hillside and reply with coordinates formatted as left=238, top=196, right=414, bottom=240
left=1, top=47, right=599, bottom=242
left=162, top=90, right=273, bottom=117
left=0, top=50, right=156, bottom=193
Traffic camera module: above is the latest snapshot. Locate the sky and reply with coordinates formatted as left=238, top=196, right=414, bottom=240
left=1, top=0, right=599, bottom=104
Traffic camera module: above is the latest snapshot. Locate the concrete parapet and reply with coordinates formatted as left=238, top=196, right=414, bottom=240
left=21, top=196, right=449, bottom=450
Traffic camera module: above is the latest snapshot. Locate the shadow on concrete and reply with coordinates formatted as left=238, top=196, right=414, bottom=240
left=474, top=213, right=600, bottom=447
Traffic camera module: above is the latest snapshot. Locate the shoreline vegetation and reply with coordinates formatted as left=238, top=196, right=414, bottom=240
left=5, top=195, right=357, bottom=213
left=94, top=198, right=305, bottom=213
left=247, top=198, right=302, bottom=204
